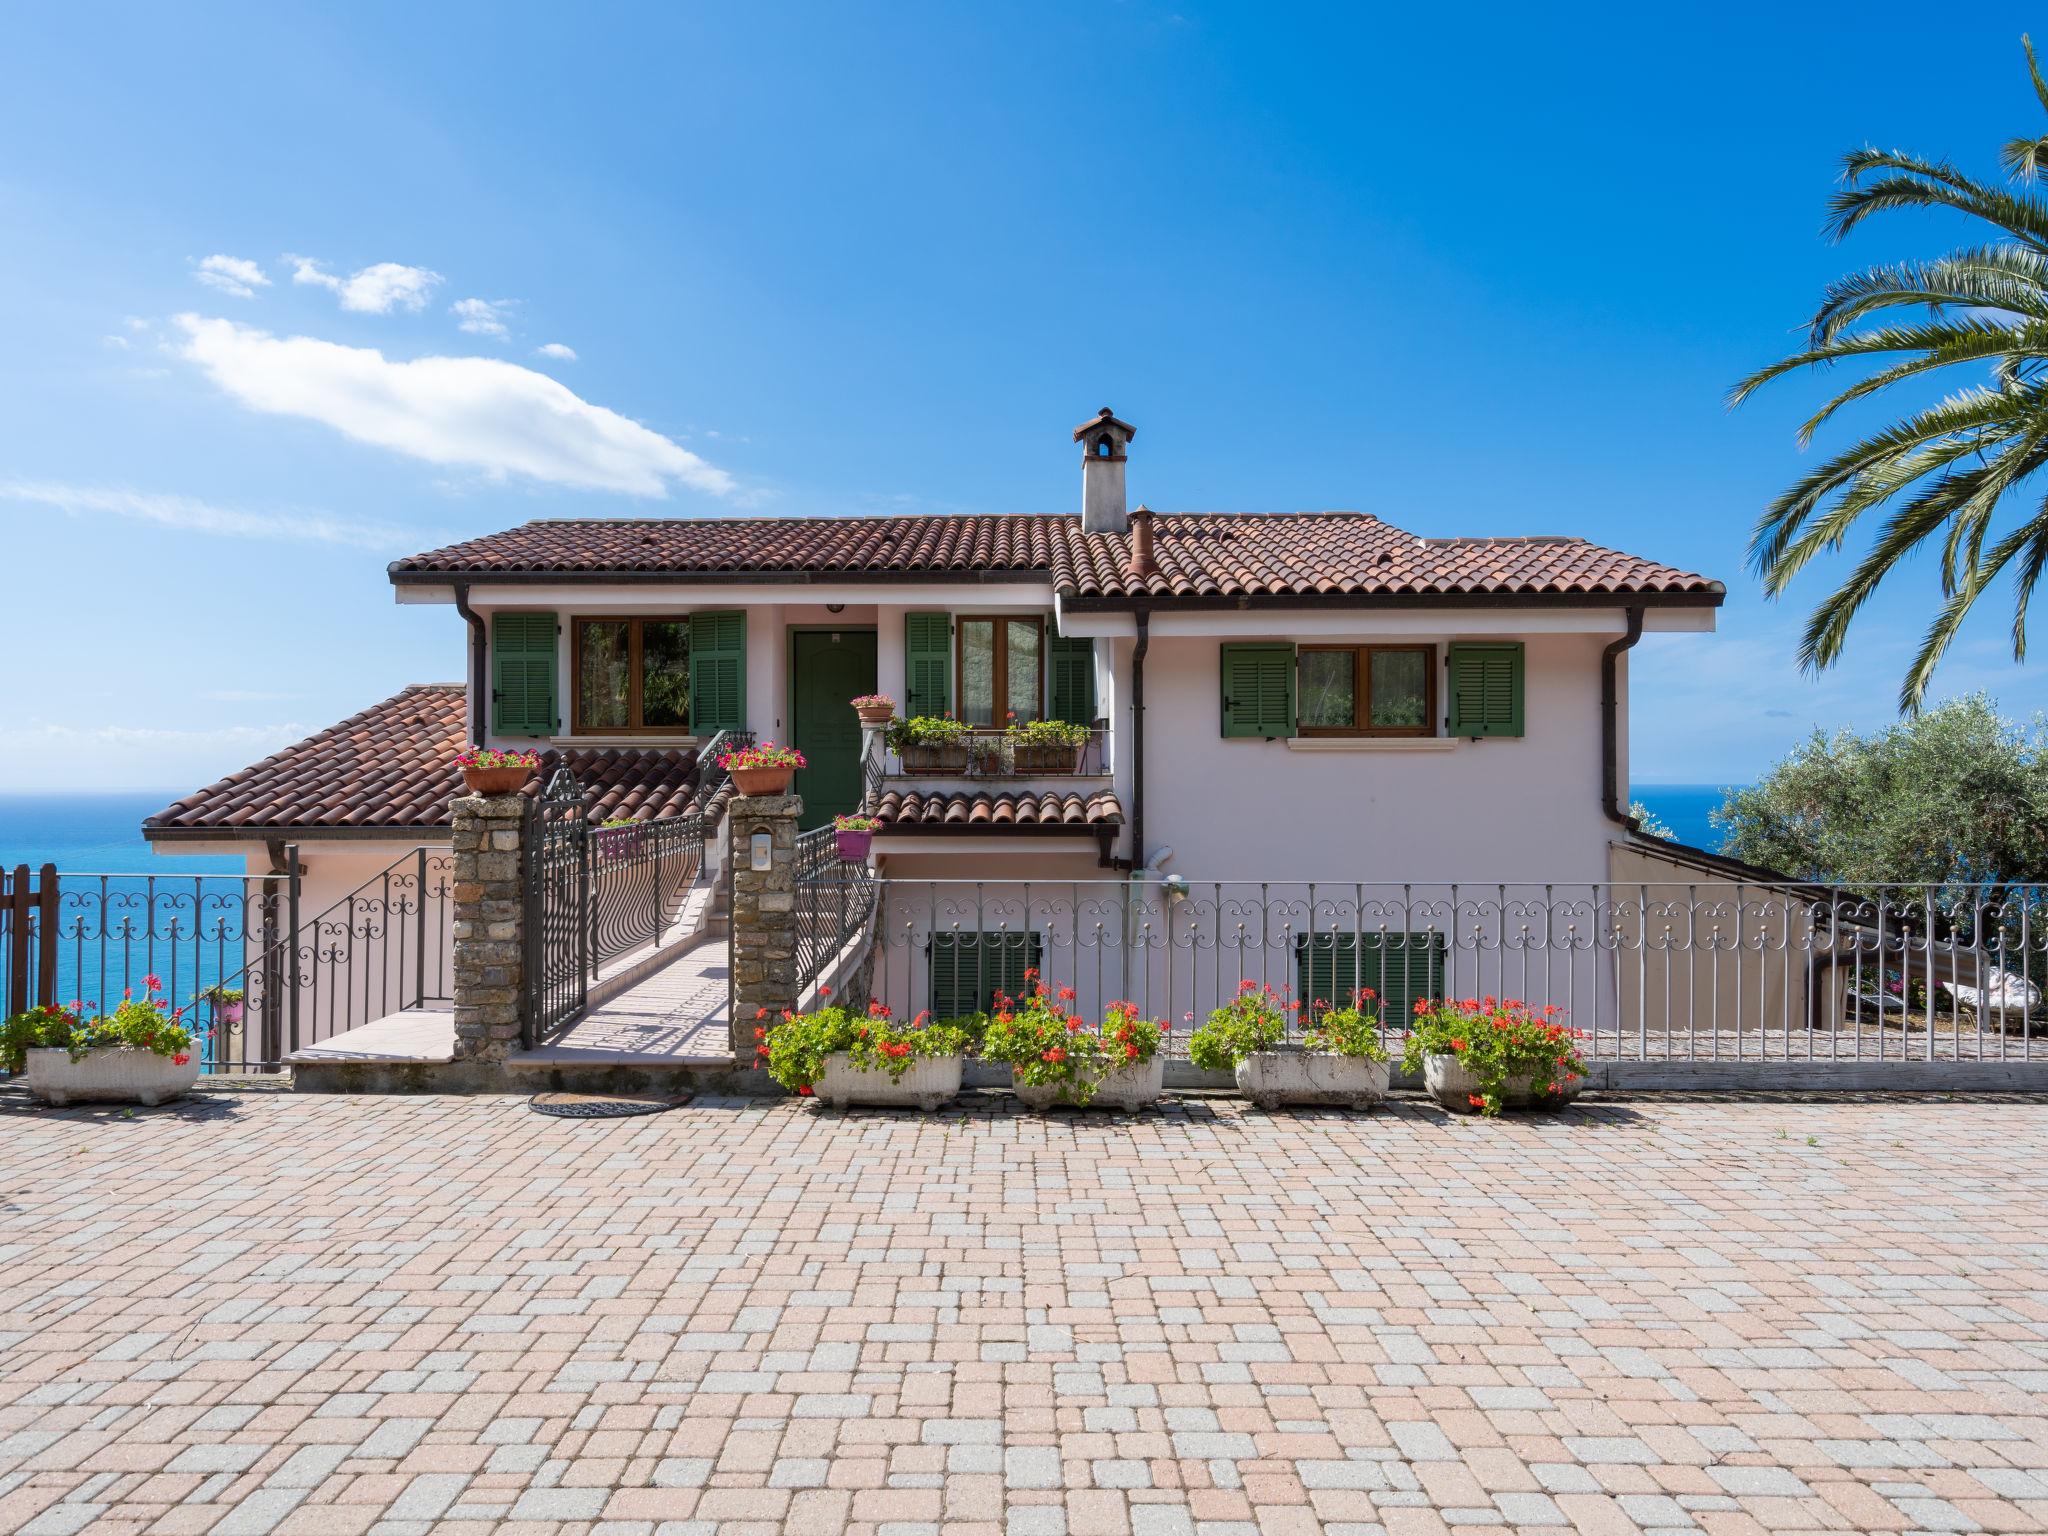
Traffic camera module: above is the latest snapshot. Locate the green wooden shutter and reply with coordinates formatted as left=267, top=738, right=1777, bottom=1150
left=1296, top=933, right=1445, bottom=1025
left=1048, top=637, right=1096, bottom=725
left=905, top=612, right=952, bottom=718
left=689, top=611, right=747, bottom=735
left=929, top=931, right=1043, bottom=1018
left=1219, top=644, right=1296, bottom=739
left=490, top=612, right=557, bottom=737
left=1445, top=643, right=1524, bottom=738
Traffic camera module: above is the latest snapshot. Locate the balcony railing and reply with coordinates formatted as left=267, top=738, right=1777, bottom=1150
left=879, top=725, right=1111, bottom=781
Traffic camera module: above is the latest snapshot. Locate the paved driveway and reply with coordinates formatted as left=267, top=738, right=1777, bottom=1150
left=2, top=1090, right=2046, bottom=1536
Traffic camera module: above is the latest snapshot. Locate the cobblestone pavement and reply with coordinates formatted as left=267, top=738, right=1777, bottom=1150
left=3, top=1090, right=2047, bottom=1536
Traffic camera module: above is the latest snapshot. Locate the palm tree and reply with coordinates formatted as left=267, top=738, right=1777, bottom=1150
left=1734, top=37, right=2048, bottom=711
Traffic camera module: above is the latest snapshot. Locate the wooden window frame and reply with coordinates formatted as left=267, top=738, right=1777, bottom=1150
left=571, top=616, right=692, bottom=736
left=954, top=614, right=1047, bottom=728
left=1296, top=644, right=1436, bottom=738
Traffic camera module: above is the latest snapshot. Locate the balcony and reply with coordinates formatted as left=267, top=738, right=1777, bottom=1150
left=874, top=724, right=1110, bottom=782
left=860, top=724, right=1122, bottom=837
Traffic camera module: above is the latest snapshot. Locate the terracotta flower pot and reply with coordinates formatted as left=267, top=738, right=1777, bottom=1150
left=855, top=703, right=896, bottom=725
left=461, top=763, right=532, bottom=795
left=899, top=743, right=970, bottom=775
left=835, top=828, right=873, bottom=862
left=1011, top=742, right=1083, bottom=774
left=730, top=764, right=796, bottom=796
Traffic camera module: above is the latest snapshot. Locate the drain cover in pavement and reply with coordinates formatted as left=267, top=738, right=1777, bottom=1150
left=529, top=1091, right=690, bottom=1119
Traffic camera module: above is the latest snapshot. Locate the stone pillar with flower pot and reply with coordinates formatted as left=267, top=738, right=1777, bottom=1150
left=729, top=791, right=802, bottom=1056
left=450, top=789, right=526, bottom=1063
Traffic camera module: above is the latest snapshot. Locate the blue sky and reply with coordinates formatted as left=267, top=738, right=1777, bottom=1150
left=4, top=2, right=2045, bottom=792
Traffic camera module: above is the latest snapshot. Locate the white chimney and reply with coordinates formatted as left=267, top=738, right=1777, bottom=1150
left=1074, top=407, right=1136, bottom=534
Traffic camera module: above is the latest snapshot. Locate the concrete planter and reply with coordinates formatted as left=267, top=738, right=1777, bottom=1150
left=1423, top=1053, right=1582, bottom=1112
left=1234, top=1048, right=1388, bottom=1111
left=899, top=743, right=970, bottom=774
left=24, top=1047, right=199, bottom=1107
left=814, top=1051, right=963, bottom=1111
left=1011, top=1052, right=1164, bottom=1112
left=1009, top=742, right=1084, bottom=774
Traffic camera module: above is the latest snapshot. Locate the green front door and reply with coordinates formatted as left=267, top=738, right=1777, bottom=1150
left=790, top=629, right=878, bottom=830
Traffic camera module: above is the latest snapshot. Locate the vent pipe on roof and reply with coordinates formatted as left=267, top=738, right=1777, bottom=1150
left=1075, top=406, right=1134, bottom=534
left=1127, top=504, right=1156, bottom=579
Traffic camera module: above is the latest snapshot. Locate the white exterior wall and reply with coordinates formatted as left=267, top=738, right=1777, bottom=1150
left=1139, top=630, right=1617, bottom=883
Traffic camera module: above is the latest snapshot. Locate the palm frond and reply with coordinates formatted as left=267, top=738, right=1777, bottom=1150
left=1828, top=155, right=2048, bottom=253
left=1809, top=246, right=2048, bottom=343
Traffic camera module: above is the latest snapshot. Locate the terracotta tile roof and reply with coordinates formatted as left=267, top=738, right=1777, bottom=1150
left=869, top=786, right=1124, bottom=832
left=144, top=684, right=706, bottom=839
left=389, top=513, right=1720, bottom=605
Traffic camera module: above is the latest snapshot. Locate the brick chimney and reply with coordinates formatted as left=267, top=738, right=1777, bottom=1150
left=1074, top=407, right=1136, bottom=534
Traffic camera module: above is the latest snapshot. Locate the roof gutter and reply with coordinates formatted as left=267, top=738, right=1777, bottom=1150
left=1602, top=604, right=1645, bottom=830
left=451, top=581, right=487, bottom=745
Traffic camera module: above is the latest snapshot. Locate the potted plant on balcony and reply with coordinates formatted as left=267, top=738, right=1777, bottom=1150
left=1188, top=980, right=1388, bottom=1111
left=1402, top=996, right=1586, bottom=1115
left=833, top=812, right=880, bottom=863
left=851, top=693, right=897, bottom=725
left=719, top=740, right=806, bottom=796
left=196, top=984, right=245, bottom=1028
left=4, top=979, right=200, bottom=1106
left=1005, top=716, right=1090, bottom=774
left=982, top=977, right=1167, bottom=1111
left=886, top=715, right=971, bottom=774
left=454, top=745, right=540, bottom=796
left=759, top=992, right=970, bottom=1110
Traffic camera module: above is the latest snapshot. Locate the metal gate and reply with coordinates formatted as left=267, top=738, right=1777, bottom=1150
left=522, top=765, right=589, bottom=1044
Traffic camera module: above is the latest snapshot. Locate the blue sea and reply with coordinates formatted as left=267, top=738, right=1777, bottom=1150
left=1631, top=783, right=1741, bottom=852
left=0, top=791, right=240, bottom=875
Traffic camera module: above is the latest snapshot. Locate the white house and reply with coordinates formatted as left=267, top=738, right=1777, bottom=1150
left=147, top=409, right=1724, bottom=1039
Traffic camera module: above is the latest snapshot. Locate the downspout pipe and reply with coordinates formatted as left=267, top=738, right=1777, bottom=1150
left=1129, top=608, right=1149, bottom=871
left=1602, top=605, right=1645, bottom=830
left=452, top=581, right=487, bottom=746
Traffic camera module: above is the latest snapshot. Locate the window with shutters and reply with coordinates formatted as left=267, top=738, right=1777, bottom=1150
left=571, top=617, right=692, bottom=734
left=1297, top=645, right=1435, bottom=737
left=956, top=616, right=1045, bottom=727
left=1219, top=644, right=1296, bottom=739
left=1295, top=932, right=1446, bottom=1024
left=1444, top=642, right=1524, bottom=738
left=929, top=931, right=1044, bottom=1019
left=491, top=612, right=559, bottom=737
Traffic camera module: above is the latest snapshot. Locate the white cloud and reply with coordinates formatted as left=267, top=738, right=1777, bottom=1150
left=193, top=255, right=270, bottom=299
left=289, top=256, right=441, bottom=314
left=172, top=314, right=735, bottom=497
left=0, top=721, right=317, bottom=792
left=535, top=342, right=577, bottom=361
left=0, top=479, right=417, bottom=550
left=451, top=297, right=513, bottom=338
left=101, top=334, right=131, bottom=350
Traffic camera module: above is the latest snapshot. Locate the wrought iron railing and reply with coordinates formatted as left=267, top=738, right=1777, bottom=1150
left=859, top=879, right=2048, bottom=1064
left=690, top=728, right=755, bottom=813
left=879, top=726, right=1110, bottom=781
left=589, top=813, right=706, bottom=972
left=793, top=824, right=877, bottom=997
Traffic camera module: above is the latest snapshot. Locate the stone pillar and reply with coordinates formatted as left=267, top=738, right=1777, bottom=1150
left=450, top=792, right=525, bottom=1062
left=729, top=792, right=801, bottom=1055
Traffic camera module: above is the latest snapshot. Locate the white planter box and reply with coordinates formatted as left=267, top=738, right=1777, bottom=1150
left=24, top=1047, right=199, bottom=1107
left=1011, top=1052, right=1165, bottom=1112
left=1234, top=1049, right=1388, bottom=1111
left=814, top=1051, right=963, bottom=1111
left=1423, top=1053, right=1582, bottom=1112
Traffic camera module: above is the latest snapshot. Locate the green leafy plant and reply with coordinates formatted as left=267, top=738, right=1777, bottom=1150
left=1004, top=717, right=1089, bottom=748
left=1401, top=997, right=1586, bottom=1116
left=195, top=984, right=244, bottom=1008
left=600, top=816, right=639, bottom=829
left=1187, top=980, right=1294, bottom=1071
left=1300, top=991, right=1391, bottom=1061
left=979, top=975, right=1167, bottom=1106
left=2, top=979, right=196, bottom=1074
left=756, top=991, right=969, bottom=1095
left=885, top=714, right=970, bottom=751
left=833, top=813, right=882, bottom=832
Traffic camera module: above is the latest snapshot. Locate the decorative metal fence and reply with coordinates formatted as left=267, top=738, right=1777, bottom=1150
left=793, top=825, right=878, bottom=996
left=523, top=767, right=592, bottom=1045
left=861, top=879, right=2048, bottom=1063
left=1, top=848, right=456, bottom=1073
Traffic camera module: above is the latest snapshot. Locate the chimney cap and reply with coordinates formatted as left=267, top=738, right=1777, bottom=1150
left=1073, top=407, right=1136, bottom=444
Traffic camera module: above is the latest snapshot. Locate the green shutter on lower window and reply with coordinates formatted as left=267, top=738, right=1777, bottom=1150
left=905, top=612, right=952, bottom=718
left=1445, top=642, right=1524, bottom=738
left=1296, top=933, right=1446, bottom=1024
left=1220, top=644, right=1296, bottom=739
left=688, top=611, right=747, bottom=735
left=1048, top=637, right=1096, bottom=725
left=490, top=612, right=557, bottom=737
left=929, top=931, right=1043, bottom=1018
